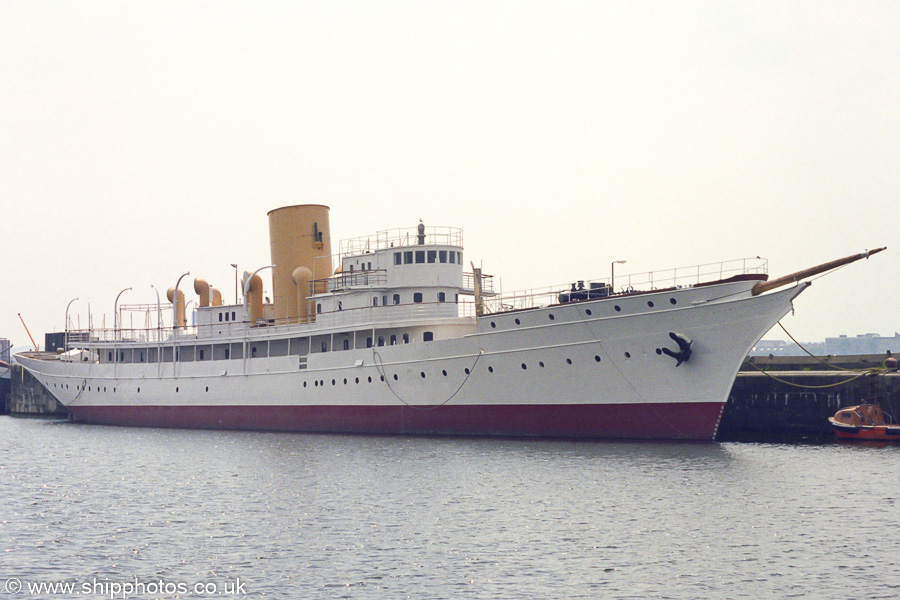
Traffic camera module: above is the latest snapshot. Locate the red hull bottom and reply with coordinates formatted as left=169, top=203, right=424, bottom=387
left=66, top=402, right=726, bottom=440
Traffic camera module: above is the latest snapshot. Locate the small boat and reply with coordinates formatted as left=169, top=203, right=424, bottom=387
left=829, top=404, right=900, bottom=441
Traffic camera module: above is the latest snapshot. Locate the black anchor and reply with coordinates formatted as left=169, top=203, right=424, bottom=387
left=661, top=332, right=692, bottom=367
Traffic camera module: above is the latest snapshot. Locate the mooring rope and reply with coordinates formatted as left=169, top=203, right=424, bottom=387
left=372, top=348, right=483, bottom=411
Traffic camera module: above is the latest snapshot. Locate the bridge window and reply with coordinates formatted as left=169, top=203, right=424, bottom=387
left=439, top=250, right=447, bottom=263
left=404, top=251, right=413, bottom=264
left=415, top=251, right=425, bottom=263
left=449, top=252, right=456, bottom=264
left=427, top=250, right=437, bottom=263
left=395, top=252, right=402, bottom=265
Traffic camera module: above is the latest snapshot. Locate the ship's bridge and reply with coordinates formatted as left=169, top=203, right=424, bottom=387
left=309, top=223, right=493, bottom=327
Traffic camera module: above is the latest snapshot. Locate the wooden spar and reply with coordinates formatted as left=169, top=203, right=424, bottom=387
left=751, top=247, right=886, bottom=296
left=18, top=312, right=39, bottom=351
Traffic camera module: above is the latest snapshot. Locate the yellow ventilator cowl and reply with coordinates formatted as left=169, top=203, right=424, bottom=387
left=193, top=278, right=211, bottom=307
left=166, top=287, right=186, bottom=328
left=292, top=266, right=313, bottom=323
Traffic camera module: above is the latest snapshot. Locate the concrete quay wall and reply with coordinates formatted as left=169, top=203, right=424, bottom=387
left=8, top=364, right=68, bottom=417
left=720, top=370, right=898, bottom=440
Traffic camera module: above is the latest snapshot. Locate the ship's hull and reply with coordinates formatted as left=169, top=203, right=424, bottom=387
left=16, top=281, right=808, bottom=441
left=63, top=401, right=724, bottom=439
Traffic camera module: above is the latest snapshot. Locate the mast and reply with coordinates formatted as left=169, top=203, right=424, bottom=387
left=751, top=247, right=886, bottom=296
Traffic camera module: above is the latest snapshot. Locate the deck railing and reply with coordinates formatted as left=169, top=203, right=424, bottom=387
left=483, top=257, right=768, bottom=314
left=339, top=226, right=463, bottom=256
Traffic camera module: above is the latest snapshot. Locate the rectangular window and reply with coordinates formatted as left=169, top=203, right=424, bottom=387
left=366, top=337, right=373, bottom=348
left=439, top=250, right=447, bottom=263
left=427, top=250, right=437, bottom=263
left=415, top=251, right=425, bottom=263
left=438, top=292, right=446, bottom=302
left=449, top=252, right=455, bottom=264
left=424, top=331, right=434, bottom=342
left=225, top=312, right=230, bottom=322
left=404, top=251, right=413, bottom=264
left=394, top=252, right=402, bottom=265
left=218, top=313, right=223, bottom=322
left=413, top=292, right=423, bottom=303
left=457, top=252, right=463, bottom=264
left=225, top=348, right=230, bottom=359
left=393, top=294, right=400, bottom=305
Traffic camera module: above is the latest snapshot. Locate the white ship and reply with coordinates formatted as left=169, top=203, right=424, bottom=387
left=15, top=205, right=883, bottom=440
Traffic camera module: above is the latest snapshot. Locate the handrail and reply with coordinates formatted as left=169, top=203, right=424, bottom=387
left=339, top=226, right=463, bottom=257
left=483, top=257, right=768, bottom=314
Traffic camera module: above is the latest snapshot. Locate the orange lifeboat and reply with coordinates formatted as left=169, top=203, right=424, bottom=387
left=829, top=404, right=900, bottom=442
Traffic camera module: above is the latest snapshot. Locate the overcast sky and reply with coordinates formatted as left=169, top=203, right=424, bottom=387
left=1, top=1, right=897, bottom=351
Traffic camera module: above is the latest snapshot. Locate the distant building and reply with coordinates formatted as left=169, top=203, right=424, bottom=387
left=750, top=339, right=824, bottom=356
left=750, top=332, right=898, bottom=357
left=825, top=333, right=899, bottom=356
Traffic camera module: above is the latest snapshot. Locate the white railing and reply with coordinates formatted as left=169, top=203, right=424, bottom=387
left=482, top=257, right=768, bottom=314
left=339, top=226, right=463, bottom=256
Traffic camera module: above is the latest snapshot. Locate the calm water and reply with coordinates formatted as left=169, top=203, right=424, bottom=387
left=2, top=417, right=899, bottom=599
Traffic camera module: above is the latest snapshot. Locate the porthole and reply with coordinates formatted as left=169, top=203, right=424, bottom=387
left=648, top=301, right=654, bottom=307
left=488, top=366, right=494, bottom=373
left=539, top=361, right=545, bottom=368
left=332, top=379, right=336, bottom=386
left=521, top=363, right=527, bottom=370
left=656, top=348, right=663, bottom=355
left=393, top=374, right=398, bottom=381
left=380, top=375, right=385, bottom=382
left=585, top=309, right=592, bottom=316
left=490, top=321, right=496, bottom=329
left=625, top=352, right=631, bottom=358
left=514, top=318, right=521, bottom=325
left=205, top=386, right=209, bottom=392
left=549, top=314, right=555, bottom=321
left=355, top=377, right=359, bottom=384
left=303, top=381, right=308, bottom=388
left=343, top=378, right=348, bottom=385
left=315, top=380, right=319, bottom=387
left=464, top=368, right=470, bottom=375
left=566, top=358, right=573, bottom=365
left=442, top=370, right=448, bottom=376
left=594, top=355, right=601, bottom=362
left=420, top=372, right=426, bottom=378
left=368, top=376, right=373, bottom=383
left=175, top=387, right=179, bottom=393
left=614, top=305, right=622, bottom=312
left=670, top=298, right=677, bottom=305
left=137, top=387, right=140, bottom=393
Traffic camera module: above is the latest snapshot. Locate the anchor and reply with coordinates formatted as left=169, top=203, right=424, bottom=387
left=662, top=332, right=692, bottom=367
